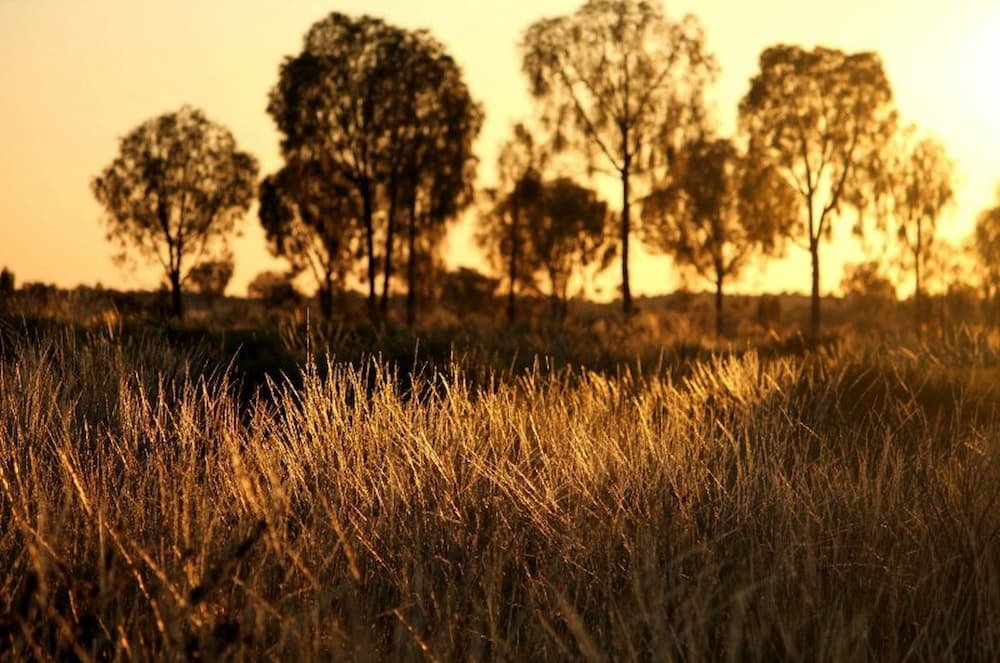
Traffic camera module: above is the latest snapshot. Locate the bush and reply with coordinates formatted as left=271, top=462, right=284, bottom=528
left=188, top=255, right=235, bottom=298
left=247, top=270, right=300, bottom=307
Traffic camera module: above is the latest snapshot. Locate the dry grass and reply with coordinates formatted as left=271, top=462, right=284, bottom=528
left=3, top=323, right=1000, bottom=661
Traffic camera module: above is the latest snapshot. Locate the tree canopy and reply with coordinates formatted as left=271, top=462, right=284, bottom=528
left=975, top=184, right=1000, bottom=309
left=267, top=13, right=481, bottom=323
left=522, top=0, right=717, bottom=316
left=92, top=105, right=258, bottom=318
left=878, top=127, right=954, bottom=326
left=476, top=123, right=549, bottom=322
left=739, top=45, right=895, bottom=340
left=258, top=160, right=361, bottom=318
left=528, top=177, right=614, bottom=317
left=188, top=253, right=235, bottom=299
left=641, top=138, right=797, bottom=335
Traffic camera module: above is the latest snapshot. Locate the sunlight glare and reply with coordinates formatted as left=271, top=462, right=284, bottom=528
left=957, top=15, right=1000, bottom=120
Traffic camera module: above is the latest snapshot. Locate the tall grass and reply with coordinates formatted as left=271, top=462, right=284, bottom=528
left=2, top=323, right=1000, bottom=660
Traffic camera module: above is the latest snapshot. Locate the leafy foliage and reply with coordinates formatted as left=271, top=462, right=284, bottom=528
left=187, top=253, right=235, bottom=298
left=877, top=127, right=954, bottom=320
left=739, top=46, right=896, bottom=338
left=247, top=270, right=300, bottom=307
left=91, top=106, right=258, bottom=317
left=528, top=177, right=615, bottom=316
left=0, top=267, right=14, bottom=297
left=641, top=138, right=798, bottom=333
left=975, top=184, right=1000, bottom=301
left=258, top=161, right=362, bottom=317
left=477, top=124, right=549, bottom=322
left=267, top=13, right=482, bottom=323
left=522, top=0, right=717, bottom=315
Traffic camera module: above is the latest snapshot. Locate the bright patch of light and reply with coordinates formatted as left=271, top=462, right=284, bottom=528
left=955, top=15, right=1000, bottom=122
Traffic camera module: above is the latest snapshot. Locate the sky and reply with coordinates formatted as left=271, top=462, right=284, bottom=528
left=1, top=0, right=998, bottom=298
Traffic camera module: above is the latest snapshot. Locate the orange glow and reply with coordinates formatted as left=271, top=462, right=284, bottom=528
left=0, top=1, right=997, bottom=298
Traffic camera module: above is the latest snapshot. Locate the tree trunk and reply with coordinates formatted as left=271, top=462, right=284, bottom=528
left=914, top=248, right=923, bottom=339
left=320, top=271, right=334, bottom=320
left=381, top=186, right=398, bottom=316
left=406, top=196, right=418, bottom=328
left=362, top=184, right=377, bottom=321
left=715, top=275, right=724, bottom=338
left=170, top=268, right=183, bottom=319
left=810, top=241, right=821, bottom=344
left=621, top=167, right=633, bottom=317
left=507, top=196, right=519, bottom=324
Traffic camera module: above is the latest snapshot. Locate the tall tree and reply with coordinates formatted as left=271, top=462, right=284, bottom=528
left=267, top=14, right=405, bottom=319
left=92, top=106, right=258, bottom=318
left=528, top=177, right=614, bottom=318
left=393, top=31, right=483, bottom=326
left=267, top=14, right=481, bottom=324
left=522, top=0, right=716, bottom=316
left=739, top=45, right=896, bottom=341
left=878, top=128, right=954, bottom=329
left=258, top=160, right=361, bottom=318
left=641, top=138, right=798, bottom=335
left=477, top=123, right=548, bottom=322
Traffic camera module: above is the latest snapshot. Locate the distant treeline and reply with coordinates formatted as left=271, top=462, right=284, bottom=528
left=16, top=1, right=997, bottom=341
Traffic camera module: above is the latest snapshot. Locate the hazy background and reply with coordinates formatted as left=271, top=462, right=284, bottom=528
left=1, top=0, right=997, bottom=298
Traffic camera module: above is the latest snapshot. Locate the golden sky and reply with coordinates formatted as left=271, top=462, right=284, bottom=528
left=1, top=0, right=997, bottom=298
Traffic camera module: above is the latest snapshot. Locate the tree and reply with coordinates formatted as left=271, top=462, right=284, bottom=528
left=879, top=127, right=954, bottom=329
left=739, top=45, right=896, bottom=341
left=188, top=253, right=234, bottom=299
left=92, top=106, right=258, bottom=318
left=926, top=240, right=979, bottom=332
left=522, top=0, right=717, bottom=316
left=477, top=123, right=548, bottom=322
left=640, top=138, right=797, bottom=335
left=268, top=14, right=403, bottom=319
left=267, top=14, right=481, bottom=324
left=391, top=30, right=483, bottom=326
left=528, top=177, right=614, bottom=318
left=974, top=185, right=1000, bottom=325
left=258, top=160, right=361, bottom=318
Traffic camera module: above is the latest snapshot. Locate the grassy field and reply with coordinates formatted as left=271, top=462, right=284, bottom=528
left=3, top=311, right=1000, bottom=661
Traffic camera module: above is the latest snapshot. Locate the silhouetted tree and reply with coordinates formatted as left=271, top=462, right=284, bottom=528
left=528, top=177, right=614, bottom=318
left=641, top=138, right=798, bottom=335
left=974, top=185, right=1000, bottom=325
left=477, top=124, right=548, bottom=322
left=879, top=127, right=954, bottom=330
left=926, top=240, right=979, bottom=333
left=268, top=14, right=402, bottom=319
left=522, top=0, right=717, bottom=316
left=0, top=266, right=13, bottom=313
left=739, top=46, right=895, bottom=341
left=0, top=267, right=14, bottom=296
left=92, top=106, right=258, bottom=318
left=268, top=14, right=481, bottom=325
left=392, top=31, right=483, bottom=326
left=188, top=253, right=234, bottom=299
left=258, top=160, right=361, bottom=318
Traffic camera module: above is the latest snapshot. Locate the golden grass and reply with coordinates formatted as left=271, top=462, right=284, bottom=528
left=2, top=324, right=1000, bottom=660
